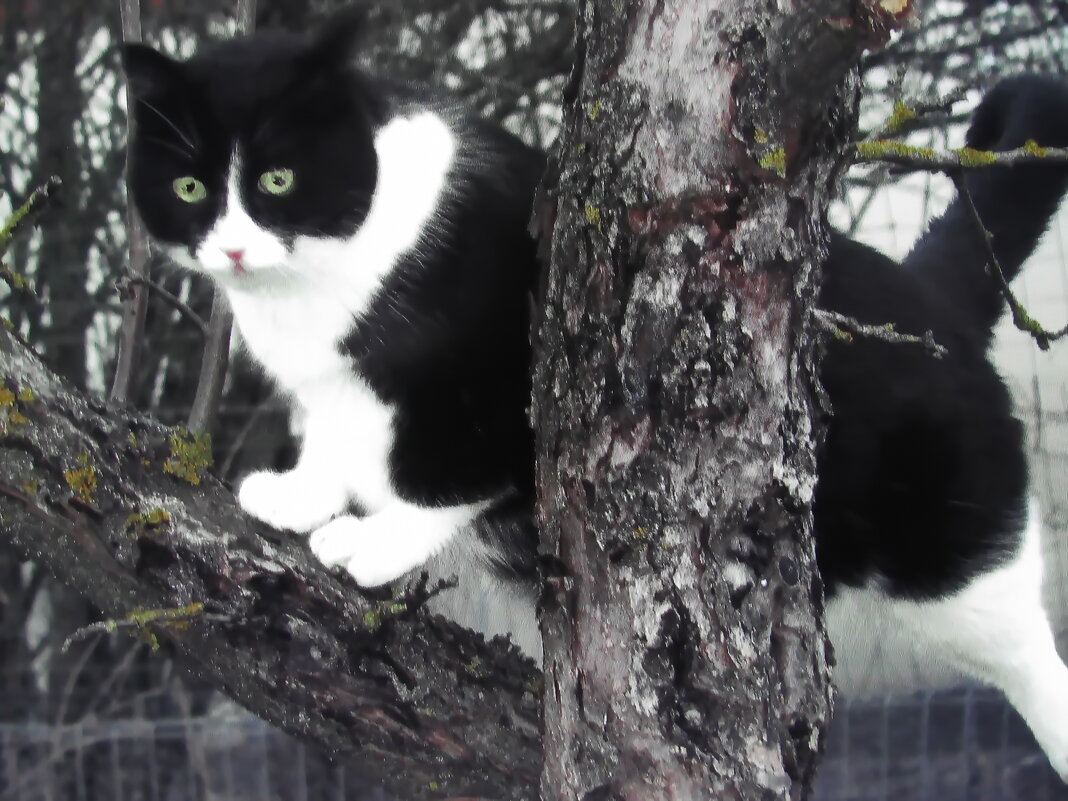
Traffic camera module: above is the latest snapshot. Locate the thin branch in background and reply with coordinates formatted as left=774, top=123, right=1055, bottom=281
left=115, top=268, right=208, bottom=336
left=218, top=395, right=287, bottom=480
left=234, top=0, right=256, bottom=31
left=110, top=0, right=151, bottom=405
left=186, top=299, right=233, bottom=434
left=852, top=141, right=1068, bottom=172
left=185, top=0, right=256, bottom=435
left=862, top=85, right=971, bottom=141
left=812, top=308, right=948, bottom=358
left=0, top=175, right=61, bottom=261
left=951, top=172, right=1068, bottom=351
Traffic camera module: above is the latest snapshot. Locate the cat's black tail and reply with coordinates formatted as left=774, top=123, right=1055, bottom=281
left=902, top=75, right=1068, bottom=339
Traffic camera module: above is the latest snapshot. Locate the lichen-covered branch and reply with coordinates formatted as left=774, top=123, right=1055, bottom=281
left=0, top=324, right=541, bottom=801
left=0, top=175, right=61, bottom=262
left=812, top=308, right=947, bottom=358
left=852, top=140, right=1068, bottom=171
left=863, top=88, right=970, bottom=141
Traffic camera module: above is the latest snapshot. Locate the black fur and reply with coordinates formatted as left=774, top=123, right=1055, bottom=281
left=124, top=28, right=385, bottom=248
left=817, top=75, right=1068, bottom=600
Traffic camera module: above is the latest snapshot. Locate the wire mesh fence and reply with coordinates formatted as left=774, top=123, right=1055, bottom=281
left=2, top=687, right=1066, bottom=801
left=816, top=688, right=1068, bottom=801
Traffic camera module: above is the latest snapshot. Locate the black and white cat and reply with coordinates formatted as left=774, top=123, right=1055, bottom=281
left=124, top=17, right=1068, bottom=777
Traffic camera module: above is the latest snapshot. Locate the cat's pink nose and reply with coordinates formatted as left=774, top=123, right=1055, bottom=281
left=224, top=249, right=246, bottom=274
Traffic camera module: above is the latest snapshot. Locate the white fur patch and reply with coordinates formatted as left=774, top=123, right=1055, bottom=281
left=309, top=501, right=487, bottom=588
left=422, top=529, right=542, bottom=657
left=828, top=500, right=1068, bottom=779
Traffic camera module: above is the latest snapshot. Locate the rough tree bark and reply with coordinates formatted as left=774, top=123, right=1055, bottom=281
left=0, top=1, right=911, bottom=800
left=532, top=2, right=911, bottom=799
left=0, top=329, right=541, bottom=800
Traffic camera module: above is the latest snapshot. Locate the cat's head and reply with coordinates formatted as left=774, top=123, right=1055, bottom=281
left=123, top=13, right=383, bottom=288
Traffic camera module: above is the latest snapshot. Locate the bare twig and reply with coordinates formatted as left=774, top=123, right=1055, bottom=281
left=951, top=172, right=1068, bottom=350
left=115, top=269, right=208, bottom=336
left=863, top=86, right=970, bottom=142
left=218, top=395, right=287, bottom=479
left=812, top=308, right=947, bottom=358
left=0, top=175, right=61, bottom=260
left=186, top=298, right=233, bottom=433
left=852, top=141, right=1068, bottom=173
left=110, top=0, right=151, bottom=405
left=183, top=0, right=257, bottom=434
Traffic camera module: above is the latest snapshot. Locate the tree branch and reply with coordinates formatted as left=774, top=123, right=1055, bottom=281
left=812, top=308, right=947, bottom=358
left=186, top=298, right=232, bottom=433
left=110, top=0, right=152, bottom=405
left=0, top=175, right=61, bottom=260
left=0, top=324, right=541, bottom=801
left=852, top=141, right=1068, bottom=172
left=115, top=270, right=208, bottom=336
left=861, top=87, right=970, bottom=141
left=951, top=172, right=1068, bottom=350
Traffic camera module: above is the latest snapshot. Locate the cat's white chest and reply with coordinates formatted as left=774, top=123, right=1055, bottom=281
left=227, top=285, right=354, bottom=390
left=227, top=287, right=396, bottom=512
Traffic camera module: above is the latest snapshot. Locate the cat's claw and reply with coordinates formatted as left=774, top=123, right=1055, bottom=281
left=238, top=469, right=347, bottom=533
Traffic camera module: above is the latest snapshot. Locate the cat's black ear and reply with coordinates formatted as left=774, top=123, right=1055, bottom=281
left=302, top=5, right=370, bottom=73
left=121, top=43, right=184, bottom=98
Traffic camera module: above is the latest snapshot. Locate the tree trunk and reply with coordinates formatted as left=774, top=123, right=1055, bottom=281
left=0, top=1, right=913, bottom=798
left=532, top=2, right=911, bottom=799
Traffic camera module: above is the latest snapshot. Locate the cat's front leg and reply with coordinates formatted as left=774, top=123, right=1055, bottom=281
left=308, top=501, right=484, bottom=586
left=238, top=468, right=349, bottom=533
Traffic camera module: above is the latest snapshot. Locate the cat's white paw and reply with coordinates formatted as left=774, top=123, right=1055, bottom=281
left=308, top=504, right=476, bottom=587
left=238, top=469, right=347, bottom=533
left=309, top=515, right=427, bottom=587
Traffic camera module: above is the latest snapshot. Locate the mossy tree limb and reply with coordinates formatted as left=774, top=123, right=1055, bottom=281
left=0, top=324, right=541, bottom=801
left=852, top=140, right=1068, bottom=171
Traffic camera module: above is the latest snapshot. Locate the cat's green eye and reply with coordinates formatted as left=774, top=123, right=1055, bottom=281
left=172, top=176, right=207, bottom=203
left=258, top=168, right=295, bottom=196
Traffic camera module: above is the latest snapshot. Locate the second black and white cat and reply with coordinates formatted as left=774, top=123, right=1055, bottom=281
left=124, top=17, right=1068, bottom=776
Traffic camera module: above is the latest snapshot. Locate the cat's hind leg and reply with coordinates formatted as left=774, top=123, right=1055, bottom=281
left=308, top=501, right=486, bottom=587
left=873, top=501, right=1068, bottom=780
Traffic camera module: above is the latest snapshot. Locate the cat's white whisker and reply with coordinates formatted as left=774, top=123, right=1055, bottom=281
left=134, top=97, right=197, bottom=156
